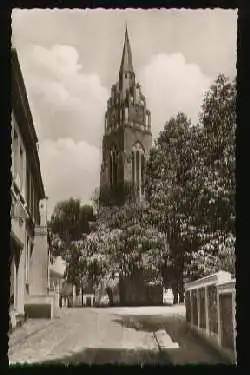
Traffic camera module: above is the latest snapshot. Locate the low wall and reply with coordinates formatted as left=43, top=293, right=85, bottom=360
left=24, top=295, right=54, bottom=319
left=185, top=271, right=236, bottom=363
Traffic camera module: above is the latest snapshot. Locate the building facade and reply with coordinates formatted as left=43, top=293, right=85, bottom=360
left=10, top=48, right=52, bottom=328
left=100, top=27, right=152, bottom=202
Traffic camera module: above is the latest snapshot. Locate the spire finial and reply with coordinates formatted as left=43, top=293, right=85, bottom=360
left=119, top=22, right=134, bottom=74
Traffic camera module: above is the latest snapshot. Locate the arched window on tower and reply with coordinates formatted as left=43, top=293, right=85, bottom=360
left=136, top=150, right=140, bottom=192
left=109, top=148, right=119, bottom=188
left=109, top=151, right=113, bottom=187
left=132, top=142, right=145, bottom=199
left=141, top=153, right=145, bottom=194
left=113, top=151, right=118, bottom=187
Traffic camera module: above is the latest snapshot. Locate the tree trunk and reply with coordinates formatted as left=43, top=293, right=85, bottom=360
left=173, top=287, right=178, bottom=304
left=172, top=279, right=178, bottom=304
left=106, top=287, right=113, bottom=306
left=81, top=286, right=84, bottom=307
left=178, top=256, right=185, bottom=303
left=178, top=280, right=185, bottom=303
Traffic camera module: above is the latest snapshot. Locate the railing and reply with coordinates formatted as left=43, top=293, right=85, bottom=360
left=184, top=271, right=236, bottom=363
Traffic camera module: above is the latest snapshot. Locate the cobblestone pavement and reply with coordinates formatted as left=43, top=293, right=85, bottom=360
left=8, top=305, right=228, bottom=365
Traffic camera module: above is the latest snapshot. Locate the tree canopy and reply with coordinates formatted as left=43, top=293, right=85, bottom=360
left=49, top=198, right=95, bottom=288
left=145, top=74, right=236, bottom=288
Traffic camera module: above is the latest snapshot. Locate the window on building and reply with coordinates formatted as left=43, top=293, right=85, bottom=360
left=36, top=194, right=40, bottom=224
left=10, top=244, right=15, bottom=307
left=26, top=168, right=30, bottom=205
left=30, top=178, right=34, bottom=219
left=13, top=130, right=18, bottom=178
left=29, top=172, right=32, bottom=214
left=25, top=236, right=30, bottom=284
left=32, top=183, right=35, bottom=220
left=20, top=146, right=23, bottom=191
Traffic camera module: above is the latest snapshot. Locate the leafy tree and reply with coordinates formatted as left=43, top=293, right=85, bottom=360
left=49, top=198, right=94, bottom=247
left=81, top=202, right=170, bottom=301
left=145, top=112, right=195, bottom=302
left=185, top=74, right=236, bottom=279
left=145, top=74, right=236, bottom=291
left=49, top=198, right=95, bottom=288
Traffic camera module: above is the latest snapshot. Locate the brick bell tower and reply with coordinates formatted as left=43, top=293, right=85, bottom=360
left=100, top=26, right=152, bottom=203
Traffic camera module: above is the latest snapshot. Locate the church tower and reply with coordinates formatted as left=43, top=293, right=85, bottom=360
left=100, top=27, right=152, bottom=203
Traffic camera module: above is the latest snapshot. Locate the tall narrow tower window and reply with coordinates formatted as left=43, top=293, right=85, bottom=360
left=141, top=153, right=145, bottom=194
left=109, top=152, right=113, bottom=186
left=113, top=152, right=117, bottom=186
left=132, top=142, right=145, bottom=198
left=136, top=150, right=140, bottom=191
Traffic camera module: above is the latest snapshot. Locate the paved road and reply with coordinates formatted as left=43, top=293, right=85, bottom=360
left=9, top=305, right=227, bottom=365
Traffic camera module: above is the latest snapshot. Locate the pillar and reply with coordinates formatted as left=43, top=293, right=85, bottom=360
left=205, top=286, right=209, bottom=335
left=190, top=289, right=194, bottom=326
left=73, top=284, right=76, bottom=307
left=217, top=289, right=221, bottom=346
left=232, top=288, right=237, bottom=362
left=29, top=225, right=49, bottom=296
left=197, top=288, right=200, bottom=329
left=16, top=248, right=25, bottom=315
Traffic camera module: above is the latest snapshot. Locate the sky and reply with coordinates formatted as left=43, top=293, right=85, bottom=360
left=11, top=8, right=237, bottom=218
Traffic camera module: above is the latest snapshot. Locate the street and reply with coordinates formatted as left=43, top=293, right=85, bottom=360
left=9, top=304, right=227, bottom=365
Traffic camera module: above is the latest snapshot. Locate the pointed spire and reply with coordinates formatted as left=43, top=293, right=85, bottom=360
left=120, top=25, right=134, bottom=74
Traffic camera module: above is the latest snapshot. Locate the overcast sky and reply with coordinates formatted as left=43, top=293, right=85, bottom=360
left=12, top=9, right=237, bottom=218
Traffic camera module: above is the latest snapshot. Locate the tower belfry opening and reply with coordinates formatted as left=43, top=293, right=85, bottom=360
left=100, top=27, right=152, bottom=204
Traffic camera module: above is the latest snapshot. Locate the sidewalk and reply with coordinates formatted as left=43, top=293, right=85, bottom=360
left=9, top=319, right=53, bottom=349
left=8, top=308, right=73, bottom=360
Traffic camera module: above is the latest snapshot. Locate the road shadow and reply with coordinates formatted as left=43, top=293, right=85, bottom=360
left=112, top=314, right=186, bottom=335
left=40, top=347, right=170, bottom=365
left=111, top=314, right=228, bottom=364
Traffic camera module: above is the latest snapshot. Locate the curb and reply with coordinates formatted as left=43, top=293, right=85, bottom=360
left=153, top=331, right=171, bottom=364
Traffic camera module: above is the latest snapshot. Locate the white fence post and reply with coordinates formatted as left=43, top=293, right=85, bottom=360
left=217, top=289, right=222, bottom=346
left=72, top=284, right=76, bottom=307
left=232, top=288, right=237, bottom=363
left=205, top=286, right=209, bottom=335
left=197, top=288, right=200, bottom=328
left=190, top=290, right=194, bottom=327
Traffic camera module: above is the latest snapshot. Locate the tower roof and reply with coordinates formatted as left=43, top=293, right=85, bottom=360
left=119, top=26, right=134, bottom=74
